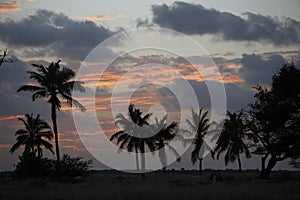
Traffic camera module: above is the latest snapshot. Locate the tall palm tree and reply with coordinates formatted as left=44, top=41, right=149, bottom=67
left=185, top=108, right=211, bottom=174
left=212, top=111, right=251, bottom=172
left=10, top=113, right=54, bottom=157
left=17, top=61, right=85, bottom=165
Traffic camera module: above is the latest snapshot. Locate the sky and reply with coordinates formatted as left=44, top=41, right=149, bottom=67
left=0, top=0, right=300, bottom=171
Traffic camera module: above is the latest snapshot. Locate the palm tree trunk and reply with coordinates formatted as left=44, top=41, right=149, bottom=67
left=199, top=157, right=203, bottom=174
left=140, top=141, right=145, bottom=171
left=237, top=153, right=242, bottom=173
left=135, top=146, right=139, bottom=171
left=140, top=141, right=146, bottom=179
left=51, top=102, right=60, bottom=167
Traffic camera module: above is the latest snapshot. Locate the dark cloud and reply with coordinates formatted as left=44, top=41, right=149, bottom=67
left=0, top=58, right=49, bottom=118
left=187, top=80, right=254, bottom=111
left=0, top=55, right=29, bottom=90
left=0, top=9, right=116, bottom=60
left=240, top=54, right=286, bottom=85
left=151, top=2, right=300, bottom=45
left=211, top=53, right=289, bottom=85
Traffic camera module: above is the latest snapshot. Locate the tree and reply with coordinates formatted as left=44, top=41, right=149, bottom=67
left=10, top=113, right=54, bottom=158
left=17, top=61, right=85, bottom=166
left=185, top=108, right=211, bottom=174
left=151, top=115, right=181, bottom=171
left=110, top=104, right=180, bottom=171
left=110, top=104, right=154, bottom=171
left=249, top=63, right=300, bottom=178
left=212, top=111, right=251, bottom=172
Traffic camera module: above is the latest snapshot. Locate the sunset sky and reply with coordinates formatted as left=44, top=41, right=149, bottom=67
left=1, top=0, right=300, bottom=171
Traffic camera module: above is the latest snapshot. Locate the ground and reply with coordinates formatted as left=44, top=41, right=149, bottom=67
left=0, top=170, right=299, bottom=200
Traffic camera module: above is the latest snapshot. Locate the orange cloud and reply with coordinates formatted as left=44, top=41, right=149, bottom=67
left=76, top=14, right=124, bottom=21
left=0, top=1, right=21, bottom=13
left=0, top=144, right=11, bottom=148
left=221, top=74, right=244, bottom=83
left=0, top=115, right=23, bottom=121
left=62, top=145, right=86, bottom=152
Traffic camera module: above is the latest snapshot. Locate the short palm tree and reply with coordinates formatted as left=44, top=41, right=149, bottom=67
left=110, top=104, right=154, bottom=171
left=17, top=61, right=85, bottom=165
left=185, top=108, right=211, bottom=174
left=10, top=113, right=54, bottom=157
left=152, top=115, right=181, bottom=171
left=212, top=111, right=251, bottom=172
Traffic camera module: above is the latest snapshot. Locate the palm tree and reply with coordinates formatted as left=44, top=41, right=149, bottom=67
left=212, top=111, right=251, bottom=172
left=110, top=104, right=154, bottom=171
left=152, top=116, right=181, bottom=171
left=111, top=104, right=182, bottom=172
left=185, top=108, right=211, bottom=174
left=10, top=113, right=54, bottom=157
left=17, top=61, right=85, bottom=166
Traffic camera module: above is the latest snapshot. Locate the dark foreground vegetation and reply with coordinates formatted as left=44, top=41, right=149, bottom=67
left=0, top=170, right=300, bottom=200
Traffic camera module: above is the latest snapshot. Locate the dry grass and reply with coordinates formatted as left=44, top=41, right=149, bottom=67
left=0, top=170, right=299, bottom=200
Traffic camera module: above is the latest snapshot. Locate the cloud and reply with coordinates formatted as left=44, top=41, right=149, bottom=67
left=239, top=53, right=286, bottom=85
left=76, top=14, right=124, bottom=21
left=187, top=80, right=254, bottom=111
left=151, top=2, right=300, bottom=45
left=0, top=1, right=20, bottom=13
left=212, top=52, right=290, bottom=85
left=0, top=9, right=117, bottom=60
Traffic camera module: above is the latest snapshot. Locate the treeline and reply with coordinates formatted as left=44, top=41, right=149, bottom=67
left=110, top=63, right=300, bottom=179
left=1, top=57, right=299, bottom=179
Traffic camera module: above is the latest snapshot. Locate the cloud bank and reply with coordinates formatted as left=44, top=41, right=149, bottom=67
left=0, top=10, right=116, bottom=60
left=151, top=2, right=300, bottom=45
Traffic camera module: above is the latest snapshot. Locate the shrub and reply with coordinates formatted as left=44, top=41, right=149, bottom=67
left=15, top=153, right=54, bottom=178
left=14, top=153, right=92, bottom=179
left=56, top=154, right=93, bottom=178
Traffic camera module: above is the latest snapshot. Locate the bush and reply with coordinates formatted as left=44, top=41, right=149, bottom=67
left=56, top=154, right=93, bottom=178
left=14, top=153, right=92, bottom=179
left=15, top=153, right=54, bottom=178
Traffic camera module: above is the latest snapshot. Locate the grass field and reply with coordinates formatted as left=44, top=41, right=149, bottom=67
left=0, top=170, right=299, bottom=200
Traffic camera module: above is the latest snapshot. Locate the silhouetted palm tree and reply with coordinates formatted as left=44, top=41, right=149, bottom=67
left=10, top=114, right=54, bottom=157
left=111, top=104, right=181, bottom=171
left=110, top=115, right=142, bottom=171
left=212, top=111, right=251, bottom=172
left=185, top=108, right=211, bottom=174
left=152, top=115, right=181, bottom=171
left=111, top=104, right=156, bottom=171
left=17, top=61, right=85, bottom=166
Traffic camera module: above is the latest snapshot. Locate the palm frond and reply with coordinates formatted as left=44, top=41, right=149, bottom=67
left=110, top=131, right=125, bottom=141
left=168, top=145, right=181, bottom=162
left=9, top=141, right=23, bottom=154
left=17, top=85, right=45, bottom=93
left=186, top=119, right=196, bottom=132
left=14, top=129, right=28, bottom=136
left=32, top=90, right=47, bottom=101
